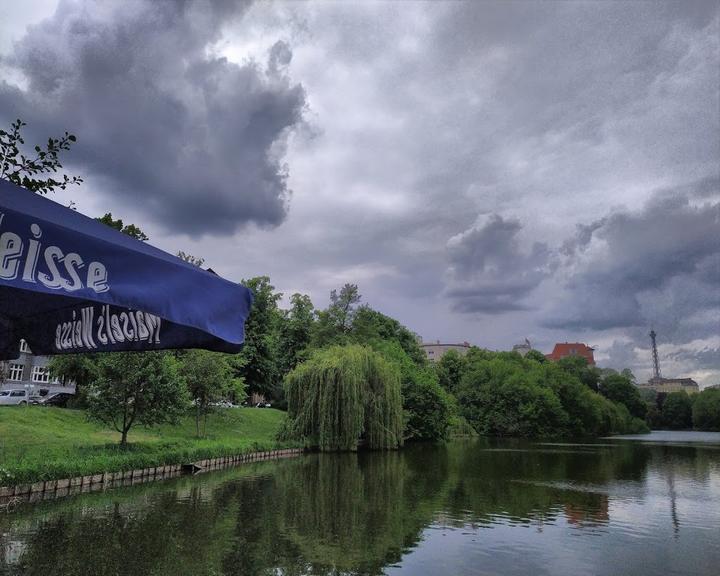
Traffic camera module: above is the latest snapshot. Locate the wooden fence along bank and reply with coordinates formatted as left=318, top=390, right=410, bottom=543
left=0, top=447, right=303, bottom=510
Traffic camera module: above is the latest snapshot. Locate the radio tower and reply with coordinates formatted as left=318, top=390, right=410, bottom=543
left=650, top=329, right=662, bottom=381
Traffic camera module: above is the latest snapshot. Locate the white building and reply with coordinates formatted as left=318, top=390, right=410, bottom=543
left=0, top=340, right=75, bottom=395
left=420, top=341, right=472, bottom=363
left=512, top=339, right=533, bottom=357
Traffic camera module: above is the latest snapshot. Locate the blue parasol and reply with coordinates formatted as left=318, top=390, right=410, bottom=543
left=0, top=179, right=252, bottom=359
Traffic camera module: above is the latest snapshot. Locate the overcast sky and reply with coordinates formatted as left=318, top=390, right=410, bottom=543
left=1, top=0, right=718, bottom=386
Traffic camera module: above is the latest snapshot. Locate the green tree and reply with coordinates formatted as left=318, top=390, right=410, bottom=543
left=278, top=293, right=315, bottom=376
left=599, top=373, right=647, bottom=419
left=350, top=306, right=425, bottom=365
left=87, top=352, right=188, bottom=445
left=373, top=340, right=452, bottom=441
left=179, top=350, right=244, bottom=437
left=176, top=250, right=205, bottom=267
left=692, top=388, right=720, bottom=431
left=435, top=349, right=465, bottom=392
left=660, top=392, right=693, bottom=430
left=313, top=283, right=361, bottom=346
left=457, top=361, right=569, bottom=438
left=525, top=349, right=548, bottom=364
left=401, top=373, right=453, bottom=441
left=283, top=345, right=403, bottom=451
left=46, top=353, right=99, bottom=406
left=238, top=276, right=282, bottom=400
left=539, top=362, right=605, bottom=436
left=621, top=368, right=636, bottom=382
left=556, top=355, right=601, bottom=392
left=95, top=212, right=149, bottom=241
left=0, top=118, right=82, bottom=193
left=454, top=349, right=647, bottom=438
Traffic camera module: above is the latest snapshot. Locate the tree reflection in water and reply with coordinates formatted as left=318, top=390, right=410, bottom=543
left=0, top=438, right=718, bottom=576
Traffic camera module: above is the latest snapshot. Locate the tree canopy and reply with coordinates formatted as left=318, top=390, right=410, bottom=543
left=692, top=388, right=720, bottom=431
left=87, top=352, right=188, bottom=445
left=95, top=213, right=149, bottom=241
left=278, top=293, right=315, bottom=376
left=179, top=350, right=243, bottom=437
left=445, top=348, right=648, bottom=438
left=238, top=276, right=282, bottom=399
left=599, top=372, right=647, bottom=419
left=660, top=392, right=693, bottom=430
left=312, top=283, right=362, bottom=346
left=283, top=345, right=404, bottom=451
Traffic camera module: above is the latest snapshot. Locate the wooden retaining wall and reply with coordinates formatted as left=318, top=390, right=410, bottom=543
left=0, top=447, right=303, bottom=509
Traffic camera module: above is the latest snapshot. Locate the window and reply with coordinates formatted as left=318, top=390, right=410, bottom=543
left=10, top=390, right=26, bottom=397
left=31, top=366, right=51, bottom=383
left=8, top=363, right=24, bottom=381
left=19, top=339, right=31, bottom=353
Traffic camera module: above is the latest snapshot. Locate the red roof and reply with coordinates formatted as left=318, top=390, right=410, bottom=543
left=546, top=342, right=595, bottom=365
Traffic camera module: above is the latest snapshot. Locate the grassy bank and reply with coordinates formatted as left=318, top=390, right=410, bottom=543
left=0, top=406, right=298, bottom=486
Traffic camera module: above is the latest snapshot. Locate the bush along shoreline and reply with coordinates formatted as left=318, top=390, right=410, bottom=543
left=11, top=279, right=709, bottom=488
left=280, top=342, right=650, bottom=451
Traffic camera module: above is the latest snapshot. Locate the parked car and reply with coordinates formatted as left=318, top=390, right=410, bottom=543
left=39, top=392, right=74, bottom=408
left=255, top=402, right=272, bottom=408
left=29, top=388, right=50, bottom=404
left=0, top=389, right=29, bottom=406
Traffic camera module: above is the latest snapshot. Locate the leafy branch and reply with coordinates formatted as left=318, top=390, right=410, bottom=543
left=0, top=118, right=83, bottom=194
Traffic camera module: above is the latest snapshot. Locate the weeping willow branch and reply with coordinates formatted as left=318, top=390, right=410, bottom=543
left=283, top=345, right=404, bottom=451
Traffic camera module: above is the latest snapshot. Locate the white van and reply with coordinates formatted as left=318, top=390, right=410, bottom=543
left=0, top=389, right=29, bottom=406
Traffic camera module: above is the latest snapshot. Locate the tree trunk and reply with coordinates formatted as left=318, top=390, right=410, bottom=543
left=196, top=403, right=201, bottom=438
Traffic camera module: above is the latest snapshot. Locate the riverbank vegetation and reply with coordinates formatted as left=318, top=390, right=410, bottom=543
left=644, top=387, right=720, bottom=431
left=438, top=349, right=649, bottom=438
left=27, top=275, right=720, bottom=468
left=0, top=407, right=295, bottom=486
left=240, top=280, right=650, bottom=445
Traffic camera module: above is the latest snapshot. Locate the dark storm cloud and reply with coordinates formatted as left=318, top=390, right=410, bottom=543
left=544, top=179, right=719, bottom=333
left=666, top=344, right=720, bottom=372
left=3, top=0, right=715, bottom=380
left=0, top=0, right=305, bottom=235
left=444, top=214, right=552, bottom=314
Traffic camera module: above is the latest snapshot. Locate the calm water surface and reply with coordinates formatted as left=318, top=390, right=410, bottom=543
left=1, top=432, right=719, bottom=575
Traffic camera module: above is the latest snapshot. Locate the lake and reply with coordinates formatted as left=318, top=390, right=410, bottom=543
left=1, top=431, right=719, bottom=575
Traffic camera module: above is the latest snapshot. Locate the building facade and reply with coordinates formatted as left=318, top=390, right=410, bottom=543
left=546, top=342, right=596, bottom=365
left=420, top=341, right=472, bottom=363
left=512, top=339, right=533, bottom=357
left=637, top=377, right=699, bottom=395
left=0, top=340, right=75, bottom=395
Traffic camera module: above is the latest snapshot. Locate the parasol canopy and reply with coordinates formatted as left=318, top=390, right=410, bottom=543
left=0, top=179, right=252, bottom=359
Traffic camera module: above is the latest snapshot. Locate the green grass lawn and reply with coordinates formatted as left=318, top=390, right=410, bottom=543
left=0, top=406, right=297, bottom=486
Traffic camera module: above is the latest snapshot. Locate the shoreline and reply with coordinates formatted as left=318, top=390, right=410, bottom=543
left=0, top=446, right=303, bottom=510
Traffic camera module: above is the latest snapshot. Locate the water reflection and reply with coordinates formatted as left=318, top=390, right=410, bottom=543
left=1, top=434, right=719, bottom=576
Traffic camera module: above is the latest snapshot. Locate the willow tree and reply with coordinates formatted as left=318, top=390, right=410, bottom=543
left=284, top=345, right=403, bottom=451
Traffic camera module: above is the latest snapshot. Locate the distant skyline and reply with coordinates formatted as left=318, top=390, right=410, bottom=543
left=0, top=1, right=718, bottom=386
